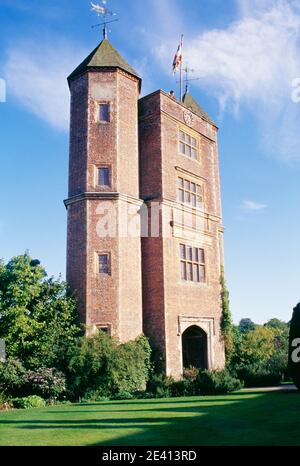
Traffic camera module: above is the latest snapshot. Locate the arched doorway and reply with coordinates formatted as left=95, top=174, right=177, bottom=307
left=182, top=325, right=208, bottom=370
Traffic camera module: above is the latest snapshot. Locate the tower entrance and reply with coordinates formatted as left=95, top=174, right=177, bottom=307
left=182, top=325, right=208, bottom=370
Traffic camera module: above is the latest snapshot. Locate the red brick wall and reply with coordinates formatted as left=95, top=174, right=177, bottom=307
left=66, top=68, right=143, bottom=340
left=139, top=90, right=225, bottom=377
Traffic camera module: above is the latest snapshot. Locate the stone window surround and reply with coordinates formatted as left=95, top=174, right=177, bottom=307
left=178, top=126, right=200, bottom=162
left=95, top=252, right=111, bottom=276
left=98, top=101, right=110, bottom=123
left=96, top=324, right=111, bottom=335
left=177, top=176, right=205, bottom=211
left=95, top=164, right=112, bottom=188
left=175, top=167, right=207, bottom=213
left=179, top=242, right=207, bottom=285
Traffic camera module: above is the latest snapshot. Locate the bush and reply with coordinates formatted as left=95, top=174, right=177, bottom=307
left=171, top=378, right=200, bottom=397
left=67, top=333, right=151, bottom=399
left=13, top=395, right=46, bottom=409
left=81, top=389, right=110, bottom=402
left=0, top=392, right=12, bottom=411
left=112, top=392, right=134, bottom=401
left=0, top=358, right=26, bottom=396
left=171, top=366, right=201, bottom=397
left=197, top=369, right=243, bottom=395
left=22, top=368, right=66, bottom=399
left=235, top=364, right=281, bottom=388
left=183, top=366, right=200, bottom=381
left=146, top=373, right=174, bottom=398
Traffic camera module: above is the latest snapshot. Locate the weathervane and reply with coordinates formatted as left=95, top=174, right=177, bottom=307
left=177, top=64, right=200, bottom=95
left=91, top=1, right=118, bottom=40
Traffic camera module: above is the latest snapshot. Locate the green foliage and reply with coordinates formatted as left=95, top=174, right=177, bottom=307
left=147, top=368, right=242, bottom=398
left=0, top=254, right=80, bottom=370
left=23, top=368, right=66, bottom=399
left=146, top=373, right=174, bottom=398
left=0, top=358, right=26, bottom=396
left=171, top=378, right=199, bottom=397
left=0, top=391, right=12, bottom=410
left=112, top=392, right=134, bottom=401
left=265, top=318, right=289, bottom=331
left=239, top=318, right=256, bottom=333
left=171, top=367, right=200, bottom=397
left=67, top=333, right=151, bottom=399
left=13, top=395, right=46, bottom=409
left=238, top=326, right=276, bottom=365
left=289, top=303, right=300, bottom=389
left=234, top=363, right=281, bottom=388
left=230, top=321, right=289, bottom=386
left=220, top=267, right=234, bottom=359
left=197, top=369, right=243, bottom=395
left=81, top=390, right=110, bottom=402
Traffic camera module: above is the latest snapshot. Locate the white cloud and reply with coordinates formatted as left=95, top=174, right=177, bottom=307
left=155, top=0, right=300, bottom=161
left=4, top=41, right=87, bottom=131
left=241, top=200, right=268, bottom=211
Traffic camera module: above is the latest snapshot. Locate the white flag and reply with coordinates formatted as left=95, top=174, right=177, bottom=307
left=91, top=2, right=107, bottom=14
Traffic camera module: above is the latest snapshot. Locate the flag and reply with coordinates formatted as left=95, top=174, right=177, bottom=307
left=91, top=2, right=107, bottom=14
left=172, top=41, right=182, bottom=74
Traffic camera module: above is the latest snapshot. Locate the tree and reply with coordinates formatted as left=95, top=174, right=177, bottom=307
left=0, top=254, right=80, bottom=370
left=220, top=267, right=234, bottom=360
left=289, top=303, right=300, bottom=389
left=239, top=318, right=256, bottom=334
left=238, top=326, right=276, bottom=366
left=265, top=318, right=288, bottom=331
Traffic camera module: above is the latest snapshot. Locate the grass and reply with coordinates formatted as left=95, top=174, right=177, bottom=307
left=0, top=389, right=300, bottom=446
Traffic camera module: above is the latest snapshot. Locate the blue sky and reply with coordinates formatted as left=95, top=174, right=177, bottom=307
left=1, top=0, right=300, bottom=325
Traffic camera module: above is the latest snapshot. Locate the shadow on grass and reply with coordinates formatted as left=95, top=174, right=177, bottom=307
left=1, top=391, right=300, bottom=446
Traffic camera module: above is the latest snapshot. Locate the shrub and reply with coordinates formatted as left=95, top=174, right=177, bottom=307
left=235, top=364, right=282, bottom=388
left=197, top=369, right=243, bottom=395
left=112, top=392, right=134, bottom=401
left=81, top=389, right=110, bottom=402
left=22, top=368, right=66, bottom=399
left=0, top=358, right=26, bottom=396
left=106, top=336, right=151, bottom=395
left=0, top=392, right=12, bottom=411
left=183, top=366, right=200, bottom=381
left=146, top=373, right=174, bottom=398
left=171, top=378, right=200, bottom=397
left=67, top=333, right=151, bottom=399
left=13, top=395, right=46, bottom=409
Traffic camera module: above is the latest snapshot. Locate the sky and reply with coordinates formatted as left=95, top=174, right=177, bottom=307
left=0, top=0, right=300, bottom=325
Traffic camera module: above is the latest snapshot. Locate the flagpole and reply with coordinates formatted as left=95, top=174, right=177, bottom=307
left=180, top=34, right=184, bottom=102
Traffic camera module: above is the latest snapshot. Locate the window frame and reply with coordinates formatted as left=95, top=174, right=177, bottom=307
left=180, top=243, right=206, bottom=284
left=179, top=128, right=199, bottom=161
left=177, top=176, right=204, bottom=210
left=97, top=253, right=111, bottom=276
left=96, top=325, right=111, bottom=336
left=97, top=166, right=111, bottom=187
left=98, top=102, right=110, bottom=123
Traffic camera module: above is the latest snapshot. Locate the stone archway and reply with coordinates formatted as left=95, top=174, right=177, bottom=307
left=182, top=325, right=208, bottom=370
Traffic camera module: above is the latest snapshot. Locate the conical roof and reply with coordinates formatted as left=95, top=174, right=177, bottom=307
left=183, top=92, right=215, bottom=126
left=68, top=38, right=141, bottom=86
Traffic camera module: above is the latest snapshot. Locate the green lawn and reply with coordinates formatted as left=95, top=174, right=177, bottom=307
left=0, top=389, right=299, bottom=446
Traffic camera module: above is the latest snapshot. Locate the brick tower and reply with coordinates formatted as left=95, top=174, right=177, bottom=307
left=66, top=37, right=226, bottom=377
left=139, top=90, right=225, bottom=377
left=65, top=39, right=143, bottom=340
